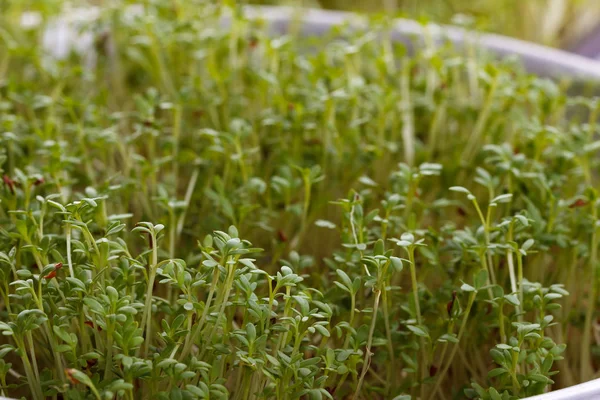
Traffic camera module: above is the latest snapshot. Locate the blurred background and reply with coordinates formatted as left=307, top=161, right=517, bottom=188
left=3, top=0, right=600, bottom=54
left=253, top=0, right=600, bottom=52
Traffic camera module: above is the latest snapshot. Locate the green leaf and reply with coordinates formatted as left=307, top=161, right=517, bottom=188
left=333, top=281, right=350, bottom=293
left=542, top=354, right=554, bottom=373
left=450, top=186, right=471, bottom=194
left=504, top=294, right=520, bottom=307
left=84, top=298, right=104, bottom=313
left=337, top=350, right=353, bottom=362
left=202, top=259, right=219, bottom=268
left=374, top=239, right=385, bottom=256
left=390, top=256, right=403, bottom=272
left=314, top=324, right=330, bottom=338
left=584, top=141, right=600, bottom=153
left=521, top=239, right=534, bottom=251
left=67, top=369, right=101, bottom=398
left=490, top=349, right=506, bottom=366
left=529, top=374, right=553, bottom=384
left=491, top=194, right=513, bottom=204
left=474, top=269, right=488, bottom=290
left=336, top=269, right=353, bottom=290
left=307, top=389, right=323, bottom=400
left=406, top=325, right=429, bottom=338
left=315, top=220, right=336, bottom=229
left=53, top=326, right=72, bottom=343
left=438, top=333, right=459, bottom=343
left=487, top=368, right=507, bottom=378
left=246, top=323, right=256, bottom=342
left=400, top=233, right=415, bottom=243
left=185, top=384, right=206, bottom=397
left=489, top=387, right=502, bottom=400
left=461, top=283, right=476, bottom=293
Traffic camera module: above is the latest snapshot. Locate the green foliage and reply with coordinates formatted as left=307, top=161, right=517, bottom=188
left=0, top=1, right=598, bottom=399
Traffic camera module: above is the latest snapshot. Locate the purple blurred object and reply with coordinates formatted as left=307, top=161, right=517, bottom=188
left=572, top=23, right=600, bottom=59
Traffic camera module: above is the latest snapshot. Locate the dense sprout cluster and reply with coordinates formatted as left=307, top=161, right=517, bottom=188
left=0, top=2, right=599, bottom=399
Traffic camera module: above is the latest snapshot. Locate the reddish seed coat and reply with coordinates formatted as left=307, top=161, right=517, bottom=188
left=44, top=263, right=63, bottom=280
left=429, top=365, right=438, bottom=377
left=2, top=175, right=15, bottom=195
left=497, top=258, right=505, bottom=270
left=447, top=291, right=457, bottom=317
left=84, top=320, right=102, bottom=331
left=305, top=138, right=322, bottom=146
left=277, top=230, right=288, bottom=242
left=65, top=368, right=80, bottom=385
left=569, top=199, right=588, bottom=208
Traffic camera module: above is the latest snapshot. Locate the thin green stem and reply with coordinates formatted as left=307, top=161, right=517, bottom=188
left=429, top=291, right=476, bottom=400
left=140, top=232, right=159, bottom=358
left=581, top=204, right=598, bottom=381
left=353, top=287, right=381, bottom=399
left=180, top=266, right=220, bottom=361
